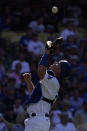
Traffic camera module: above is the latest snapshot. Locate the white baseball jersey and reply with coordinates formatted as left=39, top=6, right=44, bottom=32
left=27, top=70, right=60, bottom=114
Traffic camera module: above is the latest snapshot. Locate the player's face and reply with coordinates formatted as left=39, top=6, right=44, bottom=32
left=49, top=62, right=61, bottom=77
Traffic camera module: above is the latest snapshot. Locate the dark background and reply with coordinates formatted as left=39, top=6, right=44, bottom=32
left=0, top=0, right=87, bottom=17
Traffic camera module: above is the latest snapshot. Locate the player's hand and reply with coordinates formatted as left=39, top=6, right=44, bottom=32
left=22, top=73, right=31, bottom=84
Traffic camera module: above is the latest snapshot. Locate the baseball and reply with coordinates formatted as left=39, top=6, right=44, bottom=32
left=52, top=6, right=58, bottom=14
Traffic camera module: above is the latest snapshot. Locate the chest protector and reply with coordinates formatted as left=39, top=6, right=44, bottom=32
left=25, top=82, right=56, bottom=106
left=25, top=70, right=58, bottom=106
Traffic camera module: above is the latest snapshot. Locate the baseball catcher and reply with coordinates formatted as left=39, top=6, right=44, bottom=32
left=23, top=36, right=71, bottom=131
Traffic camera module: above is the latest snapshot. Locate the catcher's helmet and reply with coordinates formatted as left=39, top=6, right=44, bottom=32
left=59, top=60, right=71, bottom=79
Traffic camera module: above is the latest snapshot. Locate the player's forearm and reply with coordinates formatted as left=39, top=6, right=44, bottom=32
left=26, top=80, right=35, bottom=94
left=39, top=50, right=50, bottom=68
left=38, top=50, right=50, bottom=79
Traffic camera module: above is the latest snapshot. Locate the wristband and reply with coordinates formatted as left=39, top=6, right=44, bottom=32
left=39, top=54, right=49, bottom=67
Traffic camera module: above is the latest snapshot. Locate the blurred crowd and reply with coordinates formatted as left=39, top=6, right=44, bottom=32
left=0, top=4, right=87, bottom=131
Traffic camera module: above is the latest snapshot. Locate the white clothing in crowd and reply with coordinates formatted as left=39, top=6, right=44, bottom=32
left=60, top=29, right=76, bottom=41
left=51, top=110, right=73, bottom=128
left=27, top=40, right=45, bottom=55
left=12, top=60, right=30, bottom=73
left=0, top=122, right=8, bottom=131
left=28, top=21, right=45, bottom=33
left=14, top=105, right=24, bottom=114
left=54, top=122, right=77, bottom=131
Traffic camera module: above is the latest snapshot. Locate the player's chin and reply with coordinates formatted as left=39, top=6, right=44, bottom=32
left=49, top=65, right=54, bottom=70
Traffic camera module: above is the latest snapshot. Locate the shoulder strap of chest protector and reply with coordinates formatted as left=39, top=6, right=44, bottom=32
left=42, top=97, right=55, bottom=105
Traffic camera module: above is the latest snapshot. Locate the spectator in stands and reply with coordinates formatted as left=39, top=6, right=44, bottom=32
left=13, top=98, right=24, bottom=115
left=2, top=15, right=12, bottom=31
left=18, top=84, right=29, bottom=104
left=0, top=96, right=6, bottom=114
left=60, top=99, right=73, bottom=121
left=50, top=99, right=62, bottom=130
left=11, top=53, right=30, bottom=73
left=67, top=5, right=81, bottom=18
left=69, top=55, right=80, bottom=82
left=50, top=99, right=73, bottom=130
left=78, top=38, right=87, bottom=58
left=4, top=105, right=16, bottom=123
left=12, top=14, right=22, bottom=31
left=20, top=27, right=32, bottom=47
left=82, top=51, right=87, bottom=63
left=54, top=113, right=77, bottom=131
left=69, top=89, right=83, bottom=113
left=0, top=112, right=25, bottom=131
left=62, top=5, right=81, bottom=27
left=27, top=33, right=45, bottom=58
left=0, top=113, right=8, bottom=131
left=1, top=75, right=8, bottom=86
left=0, top=47, right=6, bottom=64
left=80, top=83, right=87, bottom=101
left=60, top=22, right=76, bottom=41
left=20, top=8, right=32, bottom=30
left=74, top=100, right=87, bottom=131
left=4, top=87, right=16, bottom=107
left=77, top=59, right=87, bottom=84
left=0, top=60, right=6, bottom=80
left=63, top=35, right=78, bottom=50
left=0, top=83, right=8, bottom=101
left=73, top=112, right=85, bottom=131
left=8, top=78, right=16, bottom=89
left=65, top=44, right=79, bottom=60
left=46, top=24, right=55, bottom=34
left=28, top=16, right=45, bottom=33
left=75, top=100, right=87, bottom=122
left=8, top=63, right=22, bottom=88
left=0, top=6, right=13, bottom=31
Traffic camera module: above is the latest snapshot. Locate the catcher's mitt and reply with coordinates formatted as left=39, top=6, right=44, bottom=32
left=46, top=37, right=63, bottom=50
left=53, top=37, right=63, bottom=48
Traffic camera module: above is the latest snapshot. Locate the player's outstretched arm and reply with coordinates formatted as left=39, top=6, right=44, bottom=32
left=38, top=38, right=62, bottom=80
left=22, top=73, right=35, bottom=94
left=38, top=50, right=50, bottom=80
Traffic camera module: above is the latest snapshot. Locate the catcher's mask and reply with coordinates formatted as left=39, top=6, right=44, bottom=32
left=59, top=60, right=71, bottom=79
